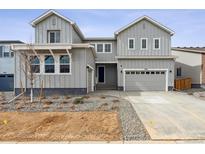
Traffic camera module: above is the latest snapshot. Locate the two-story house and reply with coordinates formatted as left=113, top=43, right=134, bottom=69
left=0, top=40, right=24, bottom=91
left=12, top=10, right=175, bottom=95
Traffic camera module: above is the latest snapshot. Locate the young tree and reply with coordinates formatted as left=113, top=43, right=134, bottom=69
left=19, top=44, right=40, bottom=102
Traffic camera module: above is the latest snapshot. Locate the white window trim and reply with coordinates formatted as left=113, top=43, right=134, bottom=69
left=104, top=43, right=112, bottom=53
left=47, top=30, right=60, bottom=43
left=97, top=65, right=106, bottom=84
left=44, top=55, right=55, bottom=74
left=30, top=55, right=41, bottom=74
left=59, top=54, right=72, bottom=75
left=128, top=38, right=135, bottom=50
left=95, top=43, right=112, bottom=53
left=153, top=38, right=160, bottom=50
left=141, top=38, right=148, bottom=50
left=27, top=54, right=41, bottom=75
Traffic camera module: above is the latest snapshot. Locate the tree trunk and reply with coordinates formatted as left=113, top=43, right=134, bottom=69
left=30, top=88, right=33, bottom=102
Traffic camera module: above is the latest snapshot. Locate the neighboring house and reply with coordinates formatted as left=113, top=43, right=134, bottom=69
left=12, top=10, right=175, bottom=95
left=0, top=40, right=24, bottom=91
left=172, top=47, right=205, bottom=88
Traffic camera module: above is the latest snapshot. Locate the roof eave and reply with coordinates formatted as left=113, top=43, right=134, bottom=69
left=115, top=15, right=174, bottom=36
left=30, top=10, right=75, bottom=27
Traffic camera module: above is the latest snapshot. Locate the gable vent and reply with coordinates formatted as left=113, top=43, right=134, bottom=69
left=52, top=17, right=56, bottom=25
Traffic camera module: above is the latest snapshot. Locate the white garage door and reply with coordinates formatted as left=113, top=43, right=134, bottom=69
left=124, top=70, right=167, bottom=91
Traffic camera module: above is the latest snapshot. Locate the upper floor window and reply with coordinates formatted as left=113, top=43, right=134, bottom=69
left=60, top=55, right=71, bottom=73
left=30, top=56, right=40, bottom=73
left=0, top=45, right=12, bottom=58
left=0, top=46, right=2, bottom=57
left=96, top=44, right=103, bottom=53
left=153, top=38, right=160, bottom=50
left=104, top=43, right=112, bottom=53
left=48, top=30, right=60, bottom=43
left=141, top=38, right=148, bottom=50
left=45, top=55, right=55, bottom=73
left=128, top=38, right=135, bottom=50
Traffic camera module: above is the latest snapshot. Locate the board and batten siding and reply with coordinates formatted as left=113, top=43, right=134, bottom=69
left=35, top=14, right=72, bottom=44
left=117, top=59, right=174, bottom=88
left=172, top=50, right=202, bottom=84
left=15, top=48, right=88, bottom=89
left=72, top=28, right=82, bottom=43
left=85, top=40, right=117, bottom=62
left=117, top=19, right=171, bottom=56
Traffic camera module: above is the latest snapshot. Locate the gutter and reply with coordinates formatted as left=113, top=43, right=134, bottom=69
left=115, top=55, right=177, bottom=60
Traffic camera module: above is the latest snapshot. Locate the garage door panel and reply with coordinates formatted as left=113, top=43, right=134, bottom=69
left=125, top=71, right=166, bottom=91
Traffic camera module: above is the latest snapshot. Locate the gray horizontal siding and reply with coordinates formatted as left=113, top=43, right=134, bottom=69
left=117, top=59, right=175, bottom=87
left=35, top=14, right=72, bottom=44
left=85, top=40, right=117, bottom=62
left=117, top=19, right=171, bottom=56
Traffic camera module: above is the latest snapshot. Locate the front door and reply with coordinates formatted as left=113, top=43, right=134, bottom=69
left=98, top=66, right=105, bottom=83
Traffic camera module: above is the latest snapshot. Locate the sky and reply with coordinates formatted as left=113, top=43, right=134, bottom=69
left=0, top=9, right=205, bottom=47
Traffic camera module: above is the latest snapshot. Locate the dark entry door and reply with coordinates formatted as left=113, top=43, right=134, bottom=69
left=98, top=66, right=105, bottom=83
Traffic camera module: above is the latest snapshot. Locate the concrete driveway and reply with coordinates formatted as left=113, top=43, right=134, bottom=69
left=122, top=92, right=205, bottom=140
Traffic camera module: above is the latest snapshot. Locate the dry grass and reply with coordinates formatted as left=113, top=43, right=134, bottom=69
left=0, top=112, right=122, bottom=141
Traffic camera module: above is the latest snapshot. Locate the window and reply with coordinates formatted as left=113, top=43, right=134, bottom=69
left=11, top=51, right=14, bottom=57
left=48, top=30, right=60, bottom=43
left=96, top=44, right=103, bottom=53
left=153, top=38, right=160, bottom=50
left=177, top=67, right=181, bottom=77
left=104, top=43, right=112, bottom=53
left=0, top=46, right=3, bottom=57
left=128, top=38, right=135, bottom=50
left=45, top=55, right=55, bottom=73
left=30, top=56, right=40, bottom=73
left=141, top=38, right=148, bottom=50
left=60, top=55, right=70, bottom=73
left=4, top=51, right=10, bottom=57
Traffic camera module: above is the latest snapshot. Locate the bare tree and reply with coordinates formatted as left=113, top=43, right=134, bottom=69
left=19, top=44, right=40, bottom=102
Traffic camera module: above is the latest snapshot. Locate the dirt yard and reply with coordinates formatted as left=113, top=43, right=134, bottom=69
left=0, top=112, right=122, bottom=142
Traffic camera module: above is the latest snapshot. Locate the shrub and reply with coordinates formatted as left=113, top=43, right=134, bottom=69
left=82, top=95, right=90, bottom=99
left=112, top=99, right=120, bottom=103
left=64, top=96, right=72, bottom=99
left=100, top=96, right=106, bottom=99
left=73, top=97, right=84, bottom=104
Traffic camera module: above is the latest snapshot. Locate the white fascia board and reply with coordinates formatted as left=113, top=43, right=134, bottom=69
left=115, top=15, right=174, bottom=36
left=30, top=10, right=74, bottom=27
left=115, top=55, right=177, bottom=59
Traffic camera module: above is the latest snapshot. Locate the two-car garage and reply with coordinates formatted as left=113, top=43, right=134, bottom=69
left=123, top=69, right=168, bottom=91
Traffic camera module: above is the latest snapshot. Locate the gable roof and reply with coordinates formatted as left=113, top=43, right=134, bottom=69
left=31, top=10, right=84, bottom=39
left=115, top=15, right=175, bottom=36
left=172, top=47, right=205, bottom=54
